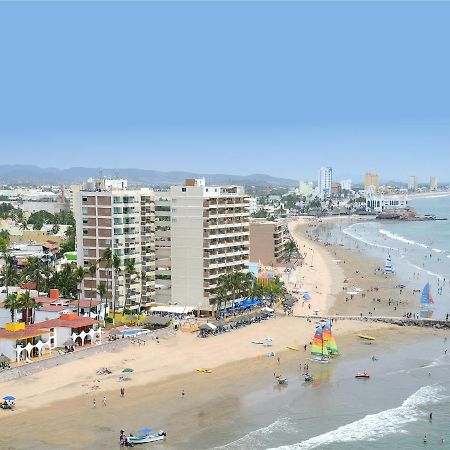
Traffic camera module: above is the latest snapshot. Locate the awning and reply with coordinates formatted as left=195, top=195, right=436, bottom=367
left=144, top=316, right=171, bottom=326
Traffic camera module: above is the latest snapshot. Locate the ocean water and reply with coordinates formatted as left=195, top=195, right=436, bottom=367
left=316, top=195, right=450, bottom=319
left=186, top=335, right=450, bottom=450
left=184, top=197, right=450, bottom=450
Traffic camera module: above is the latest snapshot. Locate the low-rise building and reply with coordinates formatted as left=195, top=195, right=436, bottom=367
left=365, top=192, right=408, bottom=213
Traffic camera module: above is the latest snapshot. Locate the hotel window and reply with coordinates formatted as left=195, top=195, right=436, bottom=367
left=83, top=249, right=89, bottom=257
left=82, top=196, right=88, bottom=202
left=83, top=229, right=88, bottom=235
left=82, top=218, right=88, bottom=225
left=82, top=207, right=88, bottom=215
left=182, top=188, right=186, bottom=192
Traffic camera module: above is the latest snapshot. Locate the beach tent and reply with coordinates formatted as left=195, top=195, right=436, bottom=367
left=0, top=354, right=11, bottom=363
left=144, top=316, right=171, bottom=326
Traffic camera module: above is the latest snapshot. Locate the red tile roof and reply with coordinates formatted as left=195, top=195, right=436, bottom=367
left=39, top=305, right=71, bottom=313
left=0, top=327, right=49, bottom=340
left=30, top=316, right=99, bottom=330
left=35, top=296, right=71, bottom=305
left=68, top=300, right=101, bottom=308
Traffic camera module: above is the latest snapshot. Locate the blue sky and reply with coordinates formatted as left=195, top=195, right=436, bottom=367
left=0, top=1, right=449, bottom=182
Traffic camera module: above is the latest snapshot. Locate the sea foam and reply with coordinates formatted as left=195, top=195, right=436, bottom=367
left=342, top=224, right=397, bottom=251
left=213, top=418, right=293, bottom=449
left=269, top=385, right=447, bottom=450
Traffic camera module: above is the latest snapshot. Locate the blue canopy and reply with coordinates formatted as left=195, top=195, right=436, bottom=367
left=3, top=396, right=15, bottom=401
left=138, top=428, right=152, bottom=434
left=303, top=292, right=311, bottom=300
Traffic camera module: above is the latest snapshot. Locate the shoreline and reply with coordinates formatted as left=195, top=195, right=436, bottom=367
left=0, top=216, right=441, bottom=449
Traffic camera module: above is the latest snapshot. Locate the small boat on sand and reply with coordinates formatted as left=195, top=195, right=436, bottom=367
left=304, top=374, right=314, bottom=382
left=274, top=373, right=288, bottom=385
left=355, top=372, right=370, bottom=379
left=287, top=345, right=300, bottom=351
left=127, top=429, right=167, bottom=445
left=196, top=368, right=212, bottom=373
left=357, top=334, right=376, bottom=341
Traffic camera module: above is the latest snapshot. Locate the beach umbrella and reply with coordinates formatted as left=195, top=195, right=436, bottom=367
left=3, top=396, right=15, bottom=401
left=63, top=338, right=75, bottom=347
left=303, top=292, right=311, bottom=300
left=0, top=354, right=10, bottom=363
left=122, top=368, right=134, bottom=373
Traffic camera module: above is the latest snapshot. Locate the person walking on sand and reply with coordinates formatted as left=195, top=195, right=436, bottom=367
left=277, top=356, right=281, bottom=365
left=181, top=389, right=185, bottom=399
left=120, top=387, right=125, bottom=397
left=92, top=398, right=96, bottom=408
left=103, top=396, right=107, bottom=407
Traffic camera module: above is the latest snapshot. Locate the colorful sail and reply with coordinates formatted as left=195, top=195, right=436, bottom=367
left=385, top=255, right=394, bottom=273
left=323, top=320, right=338, bottom=355
left=420, top=282, right=434, bottom=306
left=311, top=326, right=329, bottom=358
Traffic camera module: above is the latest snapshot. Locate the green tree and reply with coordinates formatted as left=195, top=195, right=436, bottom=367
left=98, top=248, right=113, bottom=312
left=85, top=264, right=97, bottom=317
left=284, top=240, right=297, bottom=258
left=4, top=293, right=21, bottom=322
left=75, top=266, right=85, bottom=316
left=112, top=253, right=121, bottom=320
left=97, top=281, right=108, bottom=324
left=124, top=258, right=137, bottom=312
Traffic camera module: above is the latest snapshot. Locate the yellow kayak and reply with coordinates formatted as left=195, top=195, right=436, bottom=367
left=196, top=368, right=212, bottom=373
left=357, top=334, right=376, bottom=341
left=287, top=346, right=300, bottom=351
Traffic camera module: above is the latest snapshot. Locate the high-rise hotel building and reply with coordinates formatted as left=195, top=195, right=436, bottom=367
left=75, top=178, right=250, bottom=310
left=169, top=178, right=250, bottom=307
left=75, top=178, right=156, bottom=312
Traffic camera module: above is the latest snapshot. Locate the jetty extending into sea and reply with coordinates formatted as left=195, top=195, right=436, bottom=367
left=295, top=314, right=450, bottom=329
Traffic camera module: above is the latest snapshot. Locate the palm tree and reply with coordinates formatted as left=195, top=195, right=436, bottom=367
left=85, top=264, right=97, bottom=317
left=22, top=257, right=42, bottom=291
left=97, top=281, right=108, bottom=324
left=19, top=292, right=42, bottom=325
left=124, top=259, right=137, bottom=313
left=0, top=239, right=18, bottom=296
left=75, top=266, right=85, bottom=316
left=4, top=293, right=21, bottom=323
left=284, top=240, right=297, bottom=259
left=98, top=248, right=113, bottom=317
left=112, top=253, right=121, bottom=321
left=212, top=284, right=228, bottom=319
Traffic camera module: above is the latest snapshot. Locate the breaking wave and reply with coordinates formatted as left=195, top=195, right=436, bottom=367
left=269, top=385, right=447, bottom=450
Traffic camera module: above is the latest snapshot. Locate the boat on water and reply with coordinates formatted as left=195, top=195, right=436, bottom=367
left=357, top=334, right=376, bottom=341
left=355, top=372, right=370, bottom=379
left=127, top=429, right=167, bottom=445
left=420, top=282, right=434, bottom=308
left=385, top=255, right=395, bottom=274
left=323, top=320, right=339, bottom=357
left=310, top=326, right=330, bottom=363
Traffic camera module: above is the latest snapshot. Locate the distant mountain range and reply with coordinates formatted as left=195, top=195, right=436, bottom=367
left=0, top=165, right=297, bottom=187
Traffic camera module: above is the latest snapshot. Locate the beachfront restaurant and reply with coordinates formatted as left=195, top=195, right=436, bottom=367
left=29, top=313, right=101, bottom=348
left=149, top=305, right=196, bottom=319
left=0, top=322, right=52, bottom=362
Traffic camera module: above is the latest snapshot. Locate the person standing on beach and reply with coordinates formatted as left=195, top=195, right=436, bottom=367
left=181, top=389, right=185, bottom=399
left=103, top=396, right=107, bottom=407
left=120, top=387, right=125, bottom=397
left=92, top=398, right=96, bottom=408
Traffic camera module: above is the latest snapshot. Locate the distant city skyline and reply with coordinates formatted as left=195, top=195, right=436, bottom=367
left=0, top=2, right=449, bottom=181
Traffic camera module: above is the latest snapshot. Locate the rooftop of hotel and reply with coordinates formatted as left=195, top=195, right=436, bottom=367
left=29, top=314, right=98, bottom=330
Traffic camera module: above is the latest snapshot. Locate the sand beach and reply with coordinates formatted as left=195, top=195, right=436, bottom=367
left=0, top=217, right=442, bottom=450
